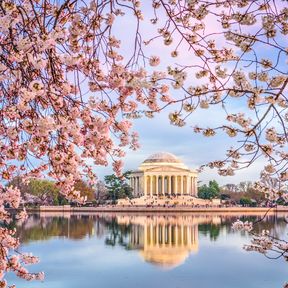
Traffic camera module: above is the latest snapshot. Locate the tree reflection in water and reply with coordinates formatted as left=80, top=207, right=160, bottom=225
left=104, top=218, right=132, bottom=248
left=16, top=214, right=96, bottom=242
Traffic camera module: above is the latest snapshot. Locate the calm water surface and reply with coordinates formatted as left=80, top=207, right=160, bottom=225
left=7, top=213, right=288, bottom=288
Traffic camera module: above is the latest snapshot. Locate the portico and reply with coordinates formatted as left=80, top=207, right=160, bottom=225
left=129, top=152, right=198, bottom=197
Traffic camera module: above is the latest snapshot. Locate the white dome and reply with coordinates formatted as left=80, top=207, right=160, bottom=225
left=143, top=152, right=182, bottom=164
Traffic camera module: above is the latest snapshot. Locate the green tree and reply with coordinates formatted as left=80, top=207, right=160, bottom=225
left=220, top=194, right=230, bottom=200
left=239, top=197, right=253, bottom=207
left=199, top=223, right=221, bottom=241
left=7, top=177, right=68, bottom=205
left=276, top=197, right=286, bottom=206
left=29, top=179, right=60, bottom=205
left=104, top=218, right=131, bottom=248
left=104, top=171, right=133, bottom=203
left=198, top=180, right=220, bottom=199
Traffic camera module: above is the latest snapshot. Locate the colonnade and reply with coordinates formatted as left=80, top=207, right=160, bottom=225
left=144, top=174, right=197, bottom=196
left=128, top=222, right=198, bottom=267
left=145, top=223, right=198, bottom=248
left=129, top=223, right=198, bottom=249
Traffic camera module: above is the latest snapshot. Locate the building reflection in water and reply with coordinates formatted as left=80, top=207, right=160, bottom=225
left=117, top=216, right=204, bottom=268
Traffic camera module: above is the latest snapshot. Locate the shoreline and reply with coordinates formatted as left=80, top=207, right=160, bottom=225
left=25, top=205, right=288, bottom=214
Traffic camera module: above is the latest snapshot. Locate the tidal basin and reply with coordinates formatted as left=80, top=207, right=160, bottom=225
left=7, top=213, right=288, bottom=288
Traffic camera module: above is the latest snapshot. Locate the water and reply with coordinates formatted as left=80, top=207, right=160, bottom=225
left=7, top=213, right=288, bottom=288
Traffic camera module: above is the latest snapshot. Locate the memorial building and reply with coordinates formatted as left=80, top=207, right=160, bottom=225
left=129, top=152, right=198, bottom=197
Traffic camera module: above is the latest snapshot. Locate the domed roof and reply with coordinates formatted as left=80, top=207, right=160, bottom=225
left=143, top=152, right=182, bottom=164
left=140, top=247, right=189, bottom=269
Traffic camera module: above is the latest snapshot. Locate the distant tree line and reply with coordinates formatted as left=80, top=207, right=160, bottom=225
left=197, top=180, right=287, bottom=207
left=220, top=181, right=268, bottom=207
left=6, top=171, right=133, bottom=206
left=7, top=177, right=96, bottom=206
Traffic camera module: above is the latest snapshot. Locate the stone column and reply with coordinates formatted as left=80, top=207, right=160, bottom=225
left=191, top=177, right=193, bottom=196
left=144, top=175, right=147, bottom=196
left=175, top=176, right=178, bottom=195
left=147, top=175, right=150, bottom=197
left=139, top=176, right=143, bottom=196
left=162, top=176, right=165, bottom=195
left=194, top=177, right=198, bottom=196
left=156, top=225, right=159, bottom=246
left=168, top=176, right=171, bottom=195
left=156, top=175, right=158, bottom=195
left=193, top=177, right=195, bottom=196
left=131, top=177, right=134, bottom=195
left=186, top=175, right=189, bottom=195
left=169, top=225, right=172, bottom=246
left=149, top=224, right=152, bottom=246
left=138, top=177, right=140, bottom=195
left=187, top=227, right=191, bottom=245
left=180, top=176, right=183, bottom=195
left=150, top=175, right=152, bottom=196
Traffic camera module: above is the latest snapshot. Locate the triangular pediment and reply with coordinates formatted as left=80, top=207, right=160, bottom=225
left=144, top=165, right=191, bottom=173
